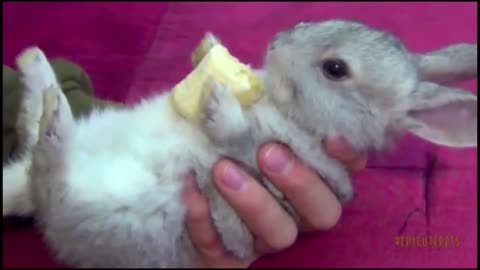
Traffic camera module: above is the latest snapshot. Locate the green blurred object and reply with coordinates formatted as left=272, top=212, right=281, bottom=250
left=3, top=58, right=124, bottom=164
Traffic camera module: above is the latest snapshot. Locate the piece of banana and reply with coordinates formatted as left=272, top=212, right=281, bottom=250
left=191, top=32, right=219, bottom=68
left=169, top=33, right=264, bottom=123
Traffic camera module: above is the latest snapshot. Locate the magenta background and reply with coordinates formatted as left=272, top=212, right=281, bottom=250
left=2, top=2, right=477, bottom=268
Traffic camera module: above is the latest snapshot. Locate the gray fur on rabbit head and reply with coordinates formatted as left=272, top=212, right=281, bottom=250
left=264, top=20, right=477, bottom=153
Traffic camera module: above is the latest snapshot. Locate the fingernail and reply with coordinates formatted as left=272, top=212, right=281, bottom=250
left=263, top=145, right=294, bottom=174
left=222, top=163, right=246, bottom=191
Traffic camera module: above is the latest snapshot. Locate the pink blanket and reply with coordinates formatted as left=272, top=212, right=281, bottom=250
left=3, top=2, right=477, bottom=268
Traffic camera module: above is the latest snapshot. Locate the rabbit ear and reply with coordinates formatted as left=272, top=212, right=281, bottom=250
left=416, top=44, right=477, bottom=85
left=402, top=81, right=477, bottom=148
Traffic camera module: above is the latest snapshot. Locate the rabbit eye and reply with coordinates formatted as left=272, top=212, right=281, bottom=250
left=322, top=59, right=349, bottom=80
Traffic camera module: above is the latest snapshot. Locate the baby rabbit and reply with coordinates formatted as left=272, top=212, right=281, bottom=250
left=3, top=19, right=477, bottom=268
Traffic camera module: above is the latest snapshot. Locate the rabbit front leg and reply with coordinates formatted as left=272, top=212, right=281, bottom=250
left=286, top=133, right=355, bottom=203
left=201, top=80, right=251, bottom=144
left=253, top=105, right=355, bottom=204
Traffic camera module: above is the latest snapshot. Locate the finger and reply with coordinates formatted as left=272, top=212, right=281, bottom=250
left=182, top=172, right=225, bottom=259
left=213, top=159, right=298, bottom=252
left=347, top=153, right=368, bottom=172
left=257, top=143, right=342, bottom=231
left=324, top=137, right=368, bottom=172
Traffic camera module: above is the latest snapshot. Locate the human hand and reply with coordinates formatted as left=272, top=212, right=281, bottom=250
left=182, top=137, right=367, bottom=268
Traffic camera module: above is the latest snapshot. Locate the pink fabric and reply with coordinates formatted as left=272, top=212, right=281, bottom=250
left=3, top=2, right=477, bottom=268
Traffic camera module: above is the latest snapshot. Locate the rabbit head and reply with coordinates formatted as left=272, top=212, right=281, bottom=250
left=263, top=19, right=477, bottom=151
